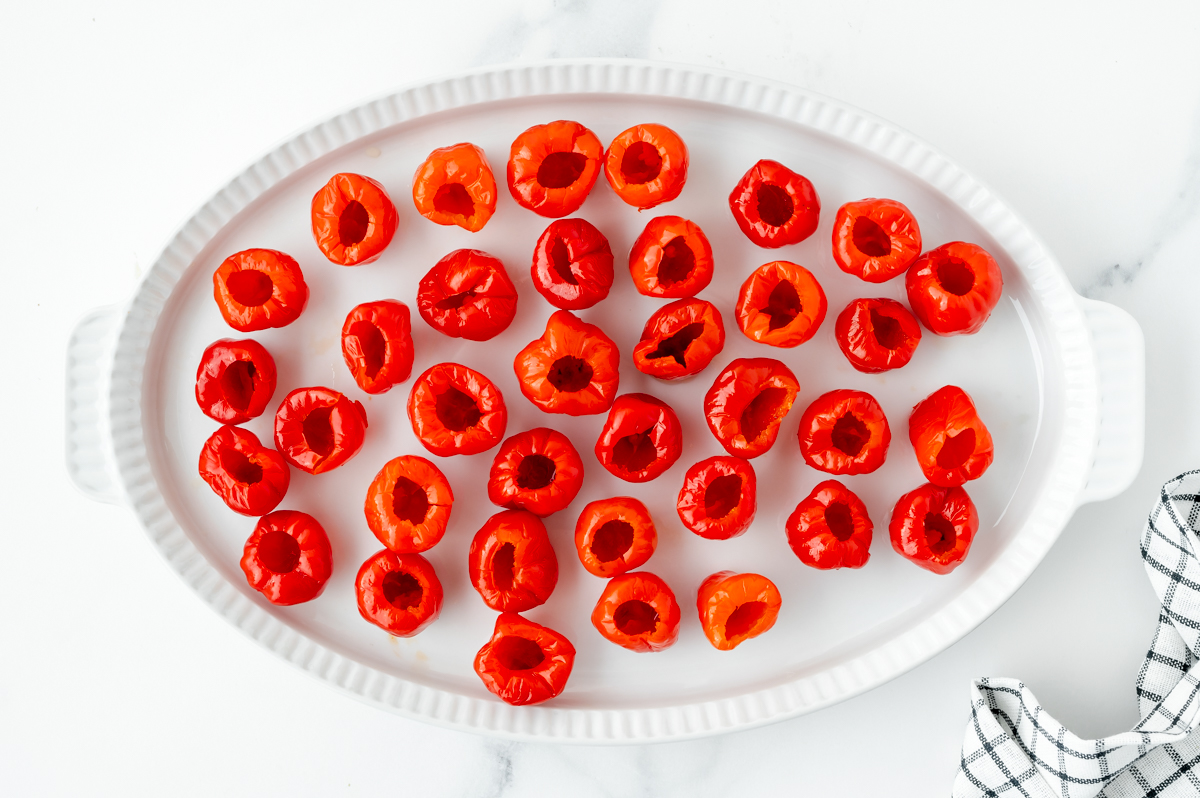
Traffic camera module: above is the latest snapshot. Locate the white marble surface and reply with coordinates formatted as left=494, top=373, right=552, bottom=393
left=4, top=0, right=1200, bottom=794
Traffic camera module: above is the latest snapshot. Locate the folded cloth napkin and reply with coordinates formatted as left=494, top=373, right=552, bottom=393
left=954, top=471, right=1200, bottom=797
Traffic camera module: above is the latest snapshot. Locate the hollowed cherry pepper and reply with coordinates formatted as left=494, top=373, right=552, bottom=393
left=364, top=455, right=453, bottom=553
left=513, top=310, right=620, bottom=416
left=417, top=249, right=518, bottom=342
left=677, top=456, right=757, bottom=540
left=797, top=389, right=890, bottom=475
left=311, top=173, right=399, bottom=266
left=213, top=248, right=308, bottom=332
left=628, top=216, right=714, bottom=298
left=735, top=260, right=827, bottom=347
left=356, top=549, right=443, bottom=636
left=889, top=483, right=980, bottom=574
left=703, top=358, right=800, bottom=459
left=574, top=496, right=657, bottom=578
left=407, top=362, right=507, bottom=457
left=468, top=509, right=558, bottom=612
left=905, top=241, right=1004, bottom=336
left=603, top=123, right=688, bottom=209
left=199, top=425, right=290, bottom=516
left=240, top=510, right=332, bottom=606
left=412, top=142, right=497, bottom=232
left=487, top=427, right=584, bottom=517
left=591, top=572, right=681, bottom=653
left=632, top=298, right=725, bottom=380
left=832, top=198, right=922, bottom=283
left=728, top=159, right=820, bottom=247
left=474, top=612, right=575, bottom=706
left=909, top=386, right=994, bottom=486
left=341, top=299, right=414, bottom=394
left=696, top=571, right=782, bottom=651
left=834, top=297, right=922, bottom=373
left=508, top=120, right=603, bottom=217
left=594, top=393, right=683, bottom=483
left=273, top=387, right=368, bottom=474
left=530, top=218, right=614, bottom=310
left=195, top=338, right=277, bottom=424
left=786, top=480, right=873, bottom=570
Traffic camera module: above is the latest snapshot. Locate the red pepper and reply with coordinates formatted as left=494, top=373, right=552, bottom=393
left=411, top=142, right=497, bottom=232
left=834, top=297, right=922, bottom=373
left=530, top=218, right=614, bottom=310
left=703, top=358, right=800, bottom=459
left=416, top=249, right=518, bottom=342
left=676, top=456, right=757, bottom=540
left=797, top=389, right=890, bottom=475
left=356, top=549, right=443, bottom=636
left=364, top=455, right=453, bottom=553
left=240, top=510, right=332, bottom=605
left=909, top=386, right=994, bottom=486
left=696, top=571, right=782, bottom=651
left=513, top=310, right=620, bottom=416
left=603, top=123, right=688, bottom=209
left=273, top=387, right=368, bottom=474
left=508, top=120, right=603, bottom=217
left=632, top=298, right=725, bottom=381
left=487, top=427, right=584, bottom=517
left=889, top=483, right=979, bottom=574
left=407, top=362, right=507, bottom=457
left=573, top=497, right=657, bottom=578
left=735, top=260, right=827, bottom=347
left=198, top=425, right=290, bottom=516
left=311, top=173, right=399, bottom=266
left=785, top=480, right=873, bottom=570
left=728, top=159, right=820, bottom=248
left=195, top=338, right=277, bottom=424
left=340, top=299, right=414, bottom=394
left=473, top=612, right=575, bottom=706
left=591, top=572, right=681, bottom=653
left=905, top=241, right=1004, bottom=336
left=594, top=393, right=683, bottom=483
left=627, top=216, right=714, bottom=298
left=468, top=510, right=558, bottom=612
left=832, top=198, right=922, bottom=283
left=212, top=249, right=308, bottom=332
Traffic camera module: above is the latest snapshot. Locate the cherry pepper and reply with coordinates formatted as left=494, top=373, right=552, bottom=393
left=356, top=549, right=443, bottom=636
left=834, top=297, right=922, bottom=373
left=468, top=510, right=558, bottom=612
left=728, top=159, right=820, bottom=248
left=832, top=198, right=923, bottom=283
left=905, top=241, right=1004, bottom=335
left=412, top=142, right=497, bottom=232
left=786, top=480, right=873, bottom=570
left=696, top=571, right=782, bottom=651
left=574, top=496, right=657, bottom=578
left=487, top=427, right=585, bottom=517
left=735, top=260, right=827, bottom=348
left=273, top=387, right=368, bottom=474
left=508, top=120, right=604, bottom=217
left=632, top=298, right=725, bottom=381
left=513, top=310, right=620, bottom=416
left=311, top=172, right=399, bottom=266
left=341, top=299, right=414, bottom=394
left=909, top=386, right=994, bottom=486
left=797, top=389, right=891, bottom=475
left=195, top=338, right=277, bottom=424
left=417, top=249, right=518, bottom=342
left=474, top=612, right=576, bottom=706
left=240, top=510, right=332, bottom=606
left=594, top=393, right=683, bottom=483
left=407, top=362, right=508, bottom=457
left=530, top=218, right=614, bottom=310
left=677, top=456, right=757, bottom=540
left=703, top=358, right=800, bottom=459
left=591, top=572, right=681, bottom=653
left=889, top=483, right=979, bottom=574
left=603, top=123, right=689, bottom=209
left=213, top=248, right=308, bottom=332
left=199, top=425, right=290, bottom=516
left=628, top=216, right=714, bottom=298
left=364, top=455, right=453, bottom=553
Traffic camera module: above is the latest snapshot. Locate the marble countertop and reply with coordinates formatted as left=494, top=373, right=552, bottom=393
left=5, top=1, right=1200, bottom=794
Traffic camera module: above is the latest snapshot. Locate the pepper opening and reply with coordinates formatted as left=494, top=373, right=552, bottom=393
left=434, top=286, right=477, bottom=311
left=851, top=215, right=892, bottom=257
left=226, top=269, right=274, bottom=307
left=257, top=529, right=300, bottom=574
left=924, top=512, right=957, bottom=555
left=338, top=200, right=370, bottom=246
left=302, top=406, right=336, bottom=457
left=381, top=571, right=423, bottom=610
left=763, top=279, right=802, bottom=331
left=590, top=520, right=634, bottom=563
left=936, top=428, right=977, bottom=471
left=391, top=476, right=430, bottom=525
left=869, top=308, right=907, bottom=350
left=657, top=237, right=696, bottom=287
left=434, top=387, right=482, bottom=432
left=756, top=184, right=794, bottom=227
left=491, top=543, right=516, bottom=591
left=614, top=600, right=659, bottom=636
left=348, top=320, right=387, bottom=379
left=494, top=635, right=545, bottom=671
left=620, top=141, right=662, bottom=184
left=646, top=322, right=705, bottom=367
left=611, top=431, right=658, bottom=473
left=516, top=454, right=557, bottom=490
left=219, top=360, right=258, bottom=411
left=936, top=257, right=976, bottom=296
left=219, top=446, right=263, bottom=485
left=548, top=236, right=578, bottom=286
left=824, top=501, right=855, bottom=542
left=741, top=386, right=790, bottom=443
left=433, top=182, right=475, bottom=219
left=547, top=356, right=593, bottom=393
left=704, top=474, right=742, bottom=520
left=725, top=600, right=767, bottom=641
left=537, top=151, right=587, bottom=189
left=831, top=413, right=870, bottom=457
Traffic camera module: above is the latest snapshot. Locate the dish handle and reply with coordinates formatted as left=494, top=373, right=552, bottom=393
left=1076, top=297, right=1145, bottom=505
left=65, top=304, right=124, bottom=505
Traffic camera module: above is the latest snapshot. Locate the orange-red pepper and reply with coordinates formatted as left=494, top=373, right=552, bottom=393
left=603, top=123, right=688, bottom=209
left=676, top=456, right=757, bottom=540
left=487, top=427, right=584, bottom=517
left=735, top=260, right=827, bottom=347
left=905, top=241, right=1004, bottom=336
left=341, top=299, right=414, bottom=394
left=908, top=386, right=994, bottom=486
left=703, top=358, right=800, bottom=459
left=240, top=510, right=332, bottom=606
left=573, top=496, right=657, bottom=578
left=797, top=389, right=890, bottom=475
left=786, top=480, right=873, bottom=570
left=468, top=510, right=558, bottom=612
left=198, top=425, right=290, bottom=516
left=363, top=455, right=453, bottom=553
left=195, top=338, right=277, bottom=424
left=628, top=216, right=714, bottom=298
left=412, top=142, right=497, bottom=232
left=728, top=159, right=820, bottom=248
left=273, top=387, right=368, bottom=474
left=508, top=120, right=603, bottom=217
left=530, top=218, right=614, bottom=310
left=213, top=249, right=308, bottom=332
left=311, top=173, right=399, bottom=266
left=696, top=571, right=782, bottom=651
left=889, top=483, right=979, bottom=574
left=834, top=297, right=922, bottom=373
left=356, top=549, right=443, bottom=636
left=513, top=310, right=620, bottom=416
left=591, top=572, right=681, bottom=653
left=594, top=393, right=683, bottom=483
left=474, top=612, right=575, bottom=706
left=407, top=362, right=507, bottom=457
left=417, top=249, right=518, bottom=342
left=832, top=198, right=922, bottom=283
left=632, top=298, right=725, bottom=381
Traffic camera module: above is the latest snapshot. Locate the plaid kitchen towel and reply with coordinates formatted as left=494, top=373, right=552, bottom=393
left=954, top=471, right=1200, bottom=797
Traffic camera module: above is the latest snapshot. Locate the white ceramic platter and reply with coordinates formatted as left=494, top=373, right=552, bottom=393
left=65, top=60, right=1144, bottom=742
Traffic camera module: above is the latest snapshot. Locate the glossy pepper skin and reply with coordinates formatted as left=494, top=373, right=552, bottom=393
left=273, top=387, right=368, bottom=474
left=834, top=297, right=922, bottom=373
left=356, top=549, right=443, bottom=636
left=728, top=159, right=820, bottom=248
left=341, top=299, right=415, bottom=394
left=797, top=389, right=890, bottom=475
left=508, top=120, right=603, bottom=217
left=468, top=510, right=558, bottom=612
left=530, top=218, right=614, bottom=310
left=574, top=496, right=657, bottom=578
left=786, top=480, right=873, bottom=570
left=417, top=249, right=518, bottom=342
left=628, top=216, right=714, bottom=298
left=213, top=249, right=308, bottom=332
left=407, top=362, right=507, bottom=457
left=905, top=241, right=1004, bottom=336
left=240, top=510, right=332, bottom=606
left=889, top=483, right=979, bottom=574
left=199, top=425, right=290, bottom=516
left=909, top=386, right=994, bottom=486
left=591, top=572, right=681, bottom=653
left=412, top=142, right=497, bottom=232
left=311, top=173, right=399, bottom=266
left=735, top=260, right=827, bottom=347
left=832, top=198, right=923, bottom=283
left=677, top=456, right=757, bottom=540
left=703, top=358, right=800, bottom=459
left=474, top=612, right=575, bottom=706
left=696, top=571, right=782, bottom=651
left=513, top=310, right=620, bottom=416
left=603, top=123, right=689, bottom=209
left=195, top=338, right=277, bottom=424
left=594, top=393, right=683, bottom=483
left=632, top=298, right=725, bottom=381
left=364, top=455, right=453, bottom=553
left=487, top=427, right=584, bottom=517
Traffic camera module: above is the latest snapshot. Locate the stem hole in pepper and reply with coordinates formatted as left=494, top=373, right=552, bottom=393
left=763, top=279, right=801, bottom=331
left=831, top=413, right=870, bottom=457
left=612, top=431, right=658, bottom=473
left=852, top=215, right=892, bottom=257
left=924, top=513, right=957, bottom=555
left=590, top=520, right=634, bottom=563
left=302, top=406, right=336, bottom=457
left=338, top=200, right=371, bottom=246
left=226, top=269, right=274, bottom=307
left=516, top=454, right=557, bottom=490
left=824, top=501, right=855, bottom=541
left=348, top=320, right=387, bottom=379
left=494, top=635, right=545, bottom=671
left=547, top=356, right=593, bottom=393
left=936, top=257, right=976, bottom=296
left=433, top=182, right=475, bottom=219
left=537, top=151, right=587, bottom=189
left=646, top=322, right=705, bottom=367
left=725, top=600, right=767, bottom=641
left=869, top=309, right=907, bottom=350
left=548, top=237, right=578, bottom=286
left=257, top=529, right=300, bottom=574
left=741, top=387, right=789, bottom=443
left=219, top=360, right=258, bottom=411
left=219, top=446, right=263, bottom=485
left=391, top=477, right=430, bottom=525
left=381, top=571, right=423, bottom=610
left=491, top=543, right=516, bottom=591
left=614, top=600, right=659, bottom=636
left=434, top=387, right=482, bottom=432
left=657, top=237, right=696, bottom=287
left=434, top=286, right=476, bottom=311
left=620, top=141, right=662, bottom=184
left=704, top=475, right=743, bottom=520
left=756, top=184, right=794, bottom=227
left=936, top=428, right=977, bottom=470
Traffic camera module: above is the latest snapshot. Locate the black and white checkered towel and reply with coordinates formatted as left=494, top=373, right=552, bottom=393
left=954, top=471, right=1200, bottom=797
